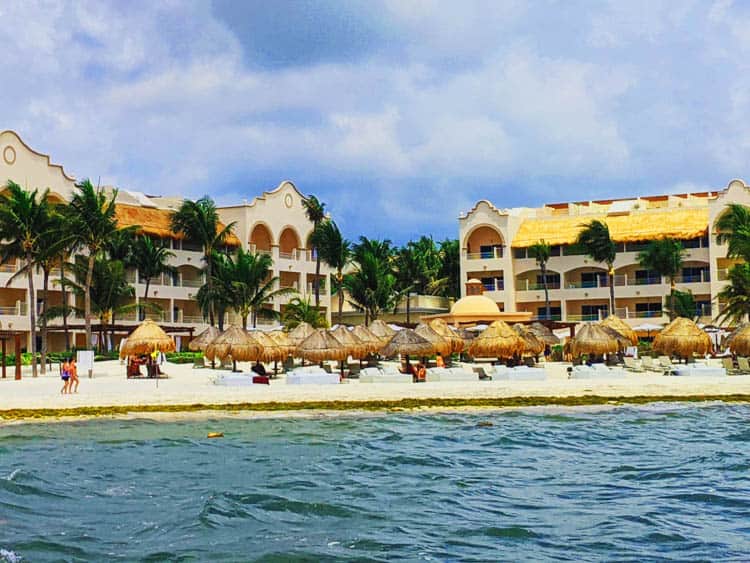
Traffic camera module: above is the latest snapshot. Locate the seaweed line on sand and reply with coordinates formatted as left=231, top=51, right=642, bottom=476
left=1, top=394, right=750, bottom=422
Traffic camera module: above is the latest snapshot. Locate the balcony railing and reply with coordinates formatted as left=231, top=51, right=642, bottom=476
left=181, top=278, right=204, bottom=288
left=181, top=315, right=205, bottom=324
left=466, top=247, right=503, bottom=260
left=567, top=314, right=600, bottom=322
left=517, top=280, right=560, bottom=291
left=482, top=280, right=505, bottom=292
left=306, top=282, right=327, bottom=295
left=0, top=302, right=26, bottom=316
left=675, top=273, right=710, bottom=284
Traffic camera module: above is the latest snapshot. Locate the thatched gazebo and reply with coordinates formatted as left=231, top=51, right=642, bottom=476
left=415, top=323, right=452, bottom=357
left=600, top=315, right=639, bottom=346
left=568, top=323, right=620, bottom=357
left=204, top=325, right=262, bottom=370
left=468, top=321, right=525, bottom=359
left=380, top=329, right=433, bottom=371
left=599, top=325, right=632, bottom=351
left=428, top=318, right=464, bottom=354
left=120, top=319, right=176, bottom=357
left=368, top=319, right=396, bottom=345
left=298, top=329, right=349, bottom=365
left=188, top=326, right=220, bottom=352
left=288, top=322, right=316, bottom=346
left=513, top=324, right=545, bottom=357
left=269, top=330, right=295, bottom=358
left=249, top=330, right=283, bottom=363
left=329, top=325, right=367, bottom=360
left=653, top=317, right=712, bottom=359
left=728, top=324, right=750, bottom=356
left=528, top=322, right=560, bottom=346
left=351, top=325, right=382, bottom=355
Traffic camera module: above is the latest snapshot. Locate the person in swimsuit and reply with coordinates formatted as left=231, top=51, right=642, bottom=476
left=61, top=360, right=71, bottom=394
left=436, top=353, right=446, bottom=368
left=69, top=358, right=79, bottom=393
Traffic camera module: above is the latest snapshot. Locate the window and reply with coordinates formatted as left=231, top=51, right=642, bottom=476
left=682, top=237, right=701, bottom=249
left=563, top=243, right=587, bottom=256
left=580, top=272, right=607, bottom=288
left=626, top=241, right=649, bottom=253
left=635, top=269, right=661, bottom=285
left=635, top=302, right=662, bottom=317
left=535, top=273, right=560, bottom=289
left=550, top=245, right=561, bottom=257
left=479, top=244, right=502, bottom=259
left=537, top=306, right=561, bottom=321
left=695, top=300, right=711, bottom=316
left=481, top=277, right=503, bottom=291
left=581, top=304, right=608, bottom=319
left=514, top=248, right=527, bottom=259
left=681, top=266, right=709, bottom=283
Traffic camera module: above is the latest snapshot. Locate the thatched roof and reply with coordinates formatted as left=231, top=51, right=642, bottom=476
left=468, top=321, right=525, bottom=359
left=351, top=325, right=382, bottom=354
left=415, top=323, right=452, bottom=356
left=249, top=330, right=283, bottom=363
left=329, top=326, right=368, bottom=359
left=600, top=315, right=638, bottom=346
left=528, top=322, right=560, bottom=345
left=288, top=322, right=315, bottom=345
left=728, top=324, right=750, bottom=356
left=120, top=319, right=176, bottom=357
left=513, top=324, right=545, bottom=356
left=380, top=329, right=434, bottom=358
left=568, top=323, right=620, bottom=356
left=428, top=318, right=464, bottom=354
left=204, top=325, right=262, bottom=362
left=115, top=204, right=240, bottom=246
left=368, top=319, right=396, bottom=343
left=298, top=329, right=349, bottom=362
left=269, top=330, right=295, bottom=357
left=188, top=326, right=220, bottom=351
left=653, top=317, right=712, bottom=357
left=512, top=207, right=708, bottom=248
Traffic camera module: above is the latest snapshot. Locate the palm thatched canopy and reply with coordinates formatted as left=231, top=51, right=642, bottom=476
left=428, top=318, right=464, bottom=354
left=513, top=324, right=545, bottom=356
left=329, top=326, right=367, bottom=359
left=728, top=324, right=750, bottom=356
left=249, top=330, right=283, bottom=363
left=653, top=317, right=712, bottom=358
left=415, top=323, right=452, bottom=356
left=380, top=329, right=434, bottom=358
left=351, top=325, right=382, bottom=354
left=188, top=326, right=221, bottom=352
left=368, top=319, right=396, bottom=344
left=454, top=327, right=477, bottom=347
left=528, top=322, right=560, bottom=345
left=288, top=322, right=315, bottom=345
left=568, top=323, right=620, bottom=357
left=269, top=330, right=295, bottom=357
left=600, top=315, right=639, bottom=346
left=468, top=321, right=525, bottom=359
left=120, top=319, right=176, bottom=357
left=599, top=325, right=632, bottom=350
left=298, top=329, right=349, bottom=362
left=204, top=325, right=262, bottom=362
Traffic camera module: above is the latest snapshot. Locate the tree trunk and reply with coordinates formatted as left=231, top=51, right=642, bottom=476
left=338, top=279, right=344, bottom=326
left=242, top=314, right=248, bottom=331
left=670, top=279, right=676, bottom=321
left=541, top=263, right=550, bottom=320
left=60, top=260, right=69, bottom=352
left=27, top=254, right=38, bottom=378
left=143, top=278, right=150, bottom=320
left=314, top=257, right=321, bottom=308
left=252, top=310, right=257, bottom=329
left=85, top=252, right=95, bottom=352
left=41, top=269, right=49, bottom=375
left=205, top=248, right=215, bottom=327
left=608, top=264, right=616, bottom=317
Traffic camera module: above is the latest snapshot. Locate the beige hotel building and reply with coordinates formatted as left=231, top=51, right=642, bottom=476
left=459, top=180, right=750, bottom=326
left=0, top=130, right=331, bottom=350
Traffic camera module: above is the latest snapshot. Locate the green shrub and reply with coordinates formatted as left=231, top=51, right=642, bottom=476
left=550, top=344, right=564, bottom=362
left=166, top=352, right=203, bottom=364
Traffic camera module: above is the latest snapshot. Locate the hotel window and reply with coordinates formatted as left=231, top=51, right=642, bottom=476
left=682, top=237, right=701, bottom=249
left=635, top=302, right=662, bottom=317
left=581, top=304, right=608, bottom=319
left=536, top=306, right=561, bottom=321
left=625, top=241, right=649, bottom=253
left=550, top=245, right=561, bottom=256
left=535, top=273, right=560, bottom=289
left=681, top=266, right=709, bottom=283
left=635, top=269, right=661, bottom=285
left=514, top=248, right=528, bottom=259
left=563, top=243, right=587, bottom=256
left=580, top=271, right=608, bottom=288
left=479, top=244, right=503, bottom=259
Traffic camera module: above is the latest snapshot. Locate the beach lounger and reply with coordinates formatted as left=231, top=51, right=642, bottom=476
left=641, top=357, right=661, bottom=373
left=623, top=357, right=644, bottom=372
left=736, top=357, right=750, bottom=375
left=219, top=357, right=233, bottom=370
left=672, top=365, right=727, bottom=377
left=285, top=366, right=339, bottom=384
left=569, top=364, right=626, bottom=379
left=359, top=367, right=412, bottom=383
left=722, top=357, right=742, bottom=375
left=213, top=373, right=260, bottom=386
left=425, top=367, right=477, bottom=382
left=192, top=356, right=206, bottom=369
left=491, top=365, right=546, bottom=381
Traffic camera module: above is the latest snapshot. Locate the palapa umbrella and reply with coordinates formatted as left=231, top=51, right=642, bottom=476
left=653, top=317, right=712, bottom=358
left=330, top=325, right=367, bottom=360
left=727, top=324, right=750, bottom=356
left=269, top=330, right=295, bottom=357
left=380, top=329, right=433, bottom=371
left=513, top=323, right=545, bottom=356
left=204, top=325, right=262, bottom=371
left=188, top=326, right=220, bottom=352
left=368, top=319, right=396, bottom=345
left=468, top=321, right=525, bottom=359
left=249, top=330, right=284, bottom=363
left=528, top=322, right=560, bottom=345
left=428, top=318, right=464, bottom=354
left=568, top=323, right=621, bottom=357
left=120, top=319, right=176, bottom=357
left=298, top=329, right=349, bottom=364
left=600, top=315, right=639, bottom=346
left=415, top=323, right=453, bottom=357
left=288, top=322, right=316, bottom=346
left=351, top=325, right=382, bottom=355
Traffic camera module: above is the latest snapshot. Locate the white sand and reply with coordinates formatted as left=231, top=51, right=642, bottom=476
left=1, top=360, right=750, bottom=415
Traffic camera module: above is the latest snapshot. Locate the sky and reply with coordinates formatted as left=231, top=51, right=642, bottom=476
left=2, top=0, right=750, bottom=244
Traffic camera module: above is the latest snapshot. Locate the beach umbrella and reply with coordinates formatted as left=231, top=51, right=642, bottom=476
left=297, top=329, right=349, bottom=364
left=351, top=325, right=382, bottom=355
left=415, top=323, right=453, bottom=356
left=429, top=318, right=464, bottom=354
left=727, top=324, right=750, bottom=356
left=513, top=324, right=545, bottom=356
left=269, top=330, right=295, bottom=357
left=188, top=326, right=220, bottom=352
left=600, top=315, right=639, bottom=346
left=248, top=330, right=284, bottom=363
left=368, top=319, right=396, bottom=345
left=568, top=323, right=620, bottom=357
left=287, top=322, right=315, bottom=346
left=380, top=329, right=433, bottom=372
left=204, top=325, right=262, bottom=368
left=528, top=322, right=560, bottom=345
left=653, top=317, right=712, bottom=358
left=120, top=319, right=176, bottom=357
left=329, top=325, right=367, bottom=359
left=468, top=321, right=525, bottom=359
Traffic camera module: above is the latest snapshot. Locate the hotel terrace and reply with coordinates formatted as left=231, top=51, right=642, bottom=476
left=0, top=130, right=331, bottom=350
left=459, top=180, right=750, bottom=326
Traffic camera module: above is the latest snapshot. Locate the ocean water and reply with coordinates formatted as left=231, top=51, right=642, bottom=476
left=1, top=404, right=750, bottom=562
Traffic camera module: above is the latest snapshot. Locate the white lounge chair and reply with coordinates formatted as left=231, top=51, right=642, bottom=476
left=359, top=367, right=412, bottom=383
left=425, top=367, right=478, bottom=382
left=285, top=366, right=340, bottom=384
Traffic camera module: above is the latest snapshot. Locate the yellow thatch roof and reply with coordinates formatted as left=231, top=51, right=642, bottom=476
left=653, top=317, right=712, bottom=358
left=115, top=204, right=241, bottom=246
left=600, top=315, right=639, bottom=346
left=120, top=319, right=176, bottom=357
left=512, top=207, right=708, bottom=248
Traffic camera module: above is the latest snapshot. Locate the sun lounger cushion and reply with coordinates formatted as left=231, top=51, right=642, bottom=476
left=493, top=366, right=547, bottom=381
left=213, top=373, right=259, bottom=386
left=286, top=371, right=340, bottom=384
left=672, top=366, right=727, bottom=377
left=425, top=367, right=477, bottom=382
left=570, top=365, right=626, bottom=379
left=359, top=373, right=412, bottom=383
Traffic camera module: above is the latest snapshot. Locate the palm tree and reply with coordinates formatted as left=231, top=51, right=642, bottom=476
left=393, top=244, right=421, bottom=325
left=638, top=238, right=686, bottom=320
left=67, top=179, right=120, bottom=353
left=438, top=239, right=460, bottom=299
left=312, top=220, right=351, bottom=325
left=717, top=263, right=750, bottom=324
left=131, top=236, right=176, bottom=314
left=0, top=181, right=54, bottom=377
left=170, top=196, right=235, bottom=327
left=716, top=203, right=750, bottom=262
left=302, top=195, right=326, bottom=308
left=576, top=220, right=617, bottom=316
left=344, top=249, right=400, bottom=325
left=353, top=236, right=393, bottom=264
left=282, top=296, right=328, bottom=329
left=667, top=289, right=698, bottom=321
left=528, top=240, right=552, bottom=320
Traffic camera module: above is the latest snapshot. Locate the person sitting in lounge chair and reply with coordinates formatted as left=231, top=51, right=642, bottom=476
left=251, top=362, right=267, bottom=376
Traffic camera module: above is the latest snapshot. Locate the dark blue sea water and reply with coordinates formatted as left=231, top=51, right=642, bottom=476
left=1, top=404, right=750, bottom=562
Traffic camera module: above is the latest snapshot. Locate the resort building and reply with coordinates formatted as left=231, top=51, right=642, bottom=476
left=0, top=130, right=331, bottom=350
left=459, top=180, right=750, bottom=326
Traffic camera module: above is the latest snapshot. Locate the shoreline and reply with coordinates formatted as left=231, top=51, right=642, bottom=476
left=2, top=393, right=749, bottom=424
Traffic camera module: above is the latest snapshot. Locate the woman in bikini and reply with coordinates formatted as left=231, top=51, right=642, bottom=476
left=60, top=359, right=71, bottom=394
left=69, top=358, right=79, bottom=393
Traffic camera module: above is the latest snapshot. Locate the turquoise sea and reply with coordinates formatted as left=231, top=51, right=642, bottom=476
left=1, top=404, right=750, bottom=561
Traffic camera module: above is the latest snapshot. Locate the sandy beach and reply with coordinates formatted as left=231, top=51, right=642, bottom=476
left=1, top=359, right=750, bottom=421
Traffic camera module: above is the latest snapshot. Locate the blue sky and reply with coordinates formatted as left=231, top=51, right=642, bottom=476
left=2, top=1, right=750, bottom=244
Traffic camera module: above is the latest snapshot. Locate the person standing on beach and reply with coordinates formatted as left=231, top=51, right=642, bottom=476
left=60, top=359, right=71, bottom=394
left=69, top=358, right=79, bottom=393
